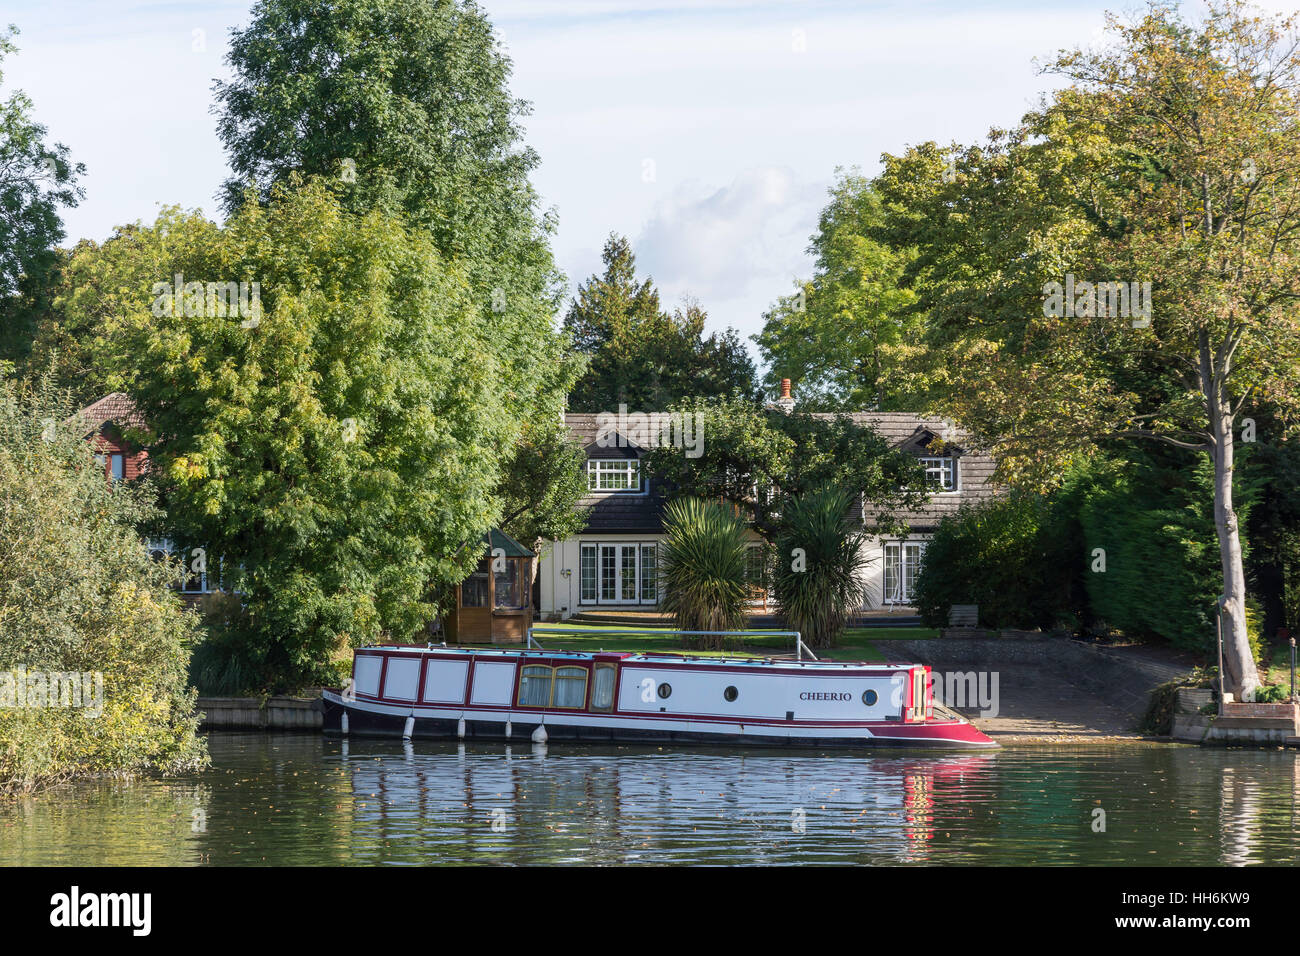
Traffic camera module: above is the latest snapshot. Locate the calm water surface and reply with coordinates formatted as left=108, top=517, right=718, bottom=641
left=3, top=733, right=1299, bottom=865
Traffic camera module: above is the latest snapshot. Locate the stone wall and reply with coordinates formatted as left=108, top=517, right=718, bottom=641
left=198, top=696, right=322, bottom=730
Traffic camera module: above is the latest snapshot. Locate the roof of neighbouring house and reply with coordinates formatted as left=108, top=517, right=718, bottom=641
left=72, top=392, right=146, bottom=434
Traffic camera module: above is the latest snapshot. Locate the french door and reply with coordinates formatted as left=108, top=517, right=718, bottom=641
left=883, top=541, right=924, bottom=605
left=581, top=542, right=658, bottom=605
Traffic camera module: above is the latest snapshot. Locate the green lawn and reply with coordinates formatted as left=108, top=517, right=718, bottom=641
left=1262, top=643, right=1299, bottom=692
left=523, top=622, right=939, bottom=662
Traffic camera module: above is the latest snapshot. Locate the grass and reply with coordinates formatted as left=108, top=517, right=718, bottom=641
left=1261, top=642, right=1299, bottom=693
left=519, top=622, right=940, bottom=663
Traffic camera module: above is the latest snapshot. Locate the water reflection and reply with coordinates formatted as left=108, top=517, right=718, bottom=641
left=2, top=735, right=1299, bottom=866
left=338, top=741, right=994, bottom=865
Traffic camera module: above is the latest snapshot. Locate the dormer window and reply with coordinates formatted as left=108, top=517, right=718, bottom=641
left=587, top=459, right=641, bottom=492
left=920, top=456, right=956, bottom=491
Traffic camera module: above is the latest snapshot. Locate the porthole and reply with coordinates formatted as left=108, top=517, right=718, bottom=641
left=862, top=689, right=878, bottom=706
left=657, top=682, right=672, bottom=699
left=724, top=686, right=738, bottom=702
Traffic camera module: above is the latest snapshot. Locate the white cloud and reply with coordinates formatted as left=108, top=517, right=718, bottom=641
left=633, top=166, right=823, bottom=315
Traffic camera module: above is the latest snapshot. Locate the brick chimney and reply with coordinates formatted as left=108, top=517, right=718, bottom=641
left=773, top=378, right=796, bottom=414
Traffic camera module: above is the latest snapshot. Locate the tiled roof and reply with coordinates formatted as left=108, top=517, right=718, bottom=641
left=565, top=413, right=668, bottom=533
left=818, top=412, right=1001, bottom=530
left=563, top=409, right=1001, bottom=535
left=71, top=392, right=146, bottom=434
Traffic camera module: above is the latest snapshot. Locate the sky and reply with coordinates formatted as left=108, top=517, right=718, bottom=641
left=2, top=0, right=1288, bottom=366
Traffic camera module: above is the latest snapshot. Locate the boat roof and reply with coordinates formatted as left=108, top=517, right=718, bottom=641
left=358, top=644, right=919, bottom=671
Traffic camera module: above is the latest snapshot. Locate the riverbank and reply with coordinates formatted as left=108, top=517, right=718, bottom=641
left=877, top=635, right=1197, bottom=743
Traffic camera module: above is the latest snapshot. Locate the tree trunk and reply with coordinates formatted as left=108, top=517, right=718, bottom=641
left=1209, top=387, right=1261, bottom=700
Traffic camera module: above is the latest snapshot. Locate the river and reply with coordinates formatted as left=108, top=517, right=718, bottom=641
left=2, top=733, right=1297, bottom=865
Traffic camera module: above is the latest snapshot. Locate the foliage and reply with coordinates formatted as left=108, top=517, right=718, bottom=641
left=913, top=492, right=1081, bottom=631
left=214, top=0, right=575, bottom=529
left=755, top=170, right=927, bottom=411
left=0, top=26, right=84, bottom=369
left=1253, top=683, right=1289, bottom=703
left=214, top=0, right=558, bottom=299
left=93, top=182, right=542, bottom=691
left=1077, top=453, right=1227, bottom=654
left=658, top=498, right=751, bottom=649
left=1240, top=435, right=1300, bottom=642
left=493, top=417, right=590, bottom=547
left=187, top=592, right=264, bottom=696
left=771, top=487, right=869, bottom=647
left=0, top=380, right=205, bottom=794
left=646, top=395, right=927, bottom=541
left=563, top=234, right=757, bottom=411
left=873, top=2, right=1300, bottom=696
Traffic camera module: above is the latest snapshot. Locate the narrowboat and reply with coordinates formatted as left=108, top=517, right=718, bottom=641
left=319, top=628, right=997, bottom=750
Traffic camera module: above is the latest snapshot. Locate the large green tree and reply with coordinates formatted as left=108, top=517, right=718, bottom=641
left=564, top=234, right=757, bottom=411
left=755, top=171, right=925, bottom=411
left=213, top=0, right=569, bottom=445
left=0, top=26, right=84, bottom=369
left=875, top=2, right=1300, bottom=698
left=94, top=182, right=547, bottom=689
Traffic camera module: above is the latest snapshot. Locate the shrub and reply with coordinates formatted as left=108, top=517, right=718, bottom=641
left=771, top=486, right=868, bottom=647
left=658, top=498, right=750, bottom=649
left=0, top=381, right=206, bottom=794
left=913, top=492, right=1079, bottom=630
left=1077, top=453, right=1225, bottom=653
left=1253, top=683, right=1289, bottom=703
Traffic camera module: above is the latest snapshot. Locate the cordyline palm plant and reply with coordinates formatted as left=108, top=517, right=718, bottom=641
left=772, top=486, right=869, bottom=648
left=659, top=497, right=751, bottom=650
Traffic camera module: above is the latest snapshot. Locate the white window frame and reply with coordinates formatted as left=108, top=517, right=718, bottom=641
left=883, top=540, right=926, bottom=605
left=146, top=537, right=222, bottom=594
left=919, top=456, right=957, bottom=492
left=586, top=459, right=642, bottom=493
left=578, top=541, right=659, bottom=605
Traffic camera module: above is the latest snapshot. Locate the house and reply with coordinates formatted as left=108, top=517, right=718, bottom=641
left=75, top=392, right=149, bottom=485
left=73, top=393, right=221, bottom=599
left=537, top=382, right=1000, bottom=619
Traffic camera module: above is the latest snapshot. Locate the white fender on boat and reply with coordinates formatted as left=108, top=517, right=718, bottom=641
left=531, top=724, right=548, bottom=744
left=341, top=712, right=349, bottom=735
left=402, top=715, right=415, bottom=739
left=457, top=715, right=466, bottom=739
left=505, top=719, right=512, bottom=738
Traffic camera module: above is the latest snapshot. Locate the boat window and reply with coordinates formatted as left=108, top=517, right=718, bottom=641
left=591, top=663, right=617, bottom=711
left=724, top=686, right=738, bottom=702
left=553, top=666, right=588, bottom=708
left=518, top=665, right=552, bottom=707
left=862, top=689, right=878, bottom=706
left=657, top=682, right=672, bottom=699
